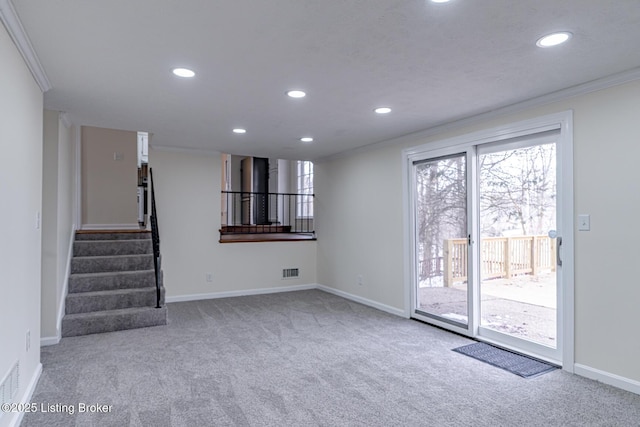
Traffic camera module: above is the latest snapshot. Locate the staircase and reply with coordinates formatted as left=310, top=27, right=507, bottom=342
left=61, top=230, right=167, bottom=337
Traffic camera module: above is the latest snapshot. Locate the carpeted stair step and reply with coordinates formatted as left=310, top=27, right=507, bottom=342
left=61, top=306, right=168, bottom=337
left=73, top=239, right=152, bottom=257
left=71, top=254, right=154, bottom=274
left=62, top=230, right=167, bottom=338
left=65, top=287, right=164, bottom=314
left=69, top=270, right=157, bottom=293
left=75, top=231, right=151, bottom=241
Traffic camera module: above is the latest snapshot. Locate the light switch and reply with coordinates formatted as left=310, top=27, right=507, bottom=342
left=578, top=214, right=590, bottom=231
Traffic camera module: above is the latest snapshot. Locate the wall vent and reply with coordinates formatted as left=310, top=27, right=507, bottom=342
left=282, top=268, right=299, bottom=279
left=0, top=361, right=19, bottom=409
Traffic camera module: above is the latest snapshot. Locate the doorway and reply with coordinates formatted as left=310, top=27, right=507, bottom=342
left=415, top=153, right=469, bottom=326
left=407, top=112, right=573, bottom=365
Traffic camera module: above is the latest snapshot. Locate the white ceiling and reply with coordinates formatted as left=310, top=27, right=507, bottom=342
left=11, top=0, right=640, bottom=160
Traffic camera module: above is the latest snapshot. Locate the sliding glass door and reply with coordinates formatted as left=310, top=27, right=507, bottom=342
left=414, top=153, right=469, bottom=327
left=476, top=140, right=559, bottom=360
left=409, top=120, right=568, bottom=364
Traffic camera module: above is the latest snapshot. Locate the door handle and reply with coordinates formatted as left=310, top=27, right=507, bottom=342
left=556, top=236, right=562, bottom=267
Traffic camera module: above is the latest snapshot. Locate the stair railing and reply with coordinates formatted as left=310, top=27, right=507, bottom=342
left=149, top=168, right=162, bottom=308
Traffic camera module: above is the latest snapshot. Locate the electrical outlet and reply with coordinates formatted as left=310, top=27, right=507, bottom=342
left=206, top=273, right=213, bottom=283
left=357, top=274, right=364, bottom=286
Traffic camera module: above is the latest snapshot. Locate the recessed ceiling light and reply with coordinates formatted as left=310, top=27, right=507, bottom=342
left=172, top=68, right=195, bottom=78
left=300, top=137, right=314, bottom=143
left=232, top=128, right=247, bottom=134
left=536, top=32, right=572, bottom=48
left=374, top=107, right=392, bottom=114
left=431, top=0, right=451, bottom=3
left=287, top=90, right=306, bottom=98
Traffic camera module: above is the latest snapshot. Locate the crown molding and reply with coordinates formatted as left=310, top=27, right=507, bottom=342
left=316, top=66, right=640, bottom=163
left=0, top=0, right=51, bottom=92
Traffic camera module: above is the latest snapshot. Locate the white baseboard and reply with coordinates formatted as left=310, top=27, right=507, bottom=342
left=81, top=223, right=141, bottom=230
left=165, top=284, right=317, bottom=303
left=166, top=283, right=407, bottom=318
left=315, top=284, right=407, bottom=318
left=6, top=363, right=42, bottom=427
left=574, top=364, right=640, bottom=396
left=40, top=336, right=61, bottom=346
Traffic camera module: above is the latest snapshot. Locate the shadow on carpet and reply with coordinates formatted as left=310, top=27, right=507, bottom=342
left=453, top=342, right=558, bottom=378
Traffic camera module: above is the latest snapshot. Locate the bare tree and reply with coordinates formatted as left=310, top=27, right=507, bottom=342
left=416, top=155, right=466, bottom=282
left=415, top=144, right=556, bottom=284
left=479, top=144, right=555, bottom=236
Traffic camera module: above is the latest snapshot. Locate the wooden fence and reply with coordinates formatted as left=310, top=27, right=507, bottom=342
left=436, top=235, right=556, bottom=287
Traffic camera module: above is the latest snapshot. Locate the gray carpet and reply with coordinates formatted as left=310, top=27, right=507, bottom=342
left=22, top=290, right=640, bottom=426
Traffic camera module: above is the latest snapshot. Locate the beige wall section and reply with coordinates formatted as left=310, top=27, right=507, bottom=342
left=81, top=126, right=137, bottom=227
left=41, top=110, right=60, bottom=339
left=570, top=82, right=640, bottom=383
left=316, top=146, right=404, bottom=310
left=57, top=118, right=74, bottom=304
left=149, top=148, right=317, bottom=299
left=316, top=79, right=640, bottom=384
left=41, top=110, right=75, bottom=341
left=0, top=22, right=43, bottom=427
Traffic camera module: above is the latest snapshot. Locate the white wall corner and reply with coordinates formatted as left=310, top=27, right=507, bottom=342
left=74, top=126, right=81, bottom=228
left=0, top=0, right=52, bottom=92
left=59, top=112, right=72, bottom=129
left=574, top=364, right=640, bottom=396
left=315, top=284, right=407, bottom=318
left=41, top=225, right=74, bottom=347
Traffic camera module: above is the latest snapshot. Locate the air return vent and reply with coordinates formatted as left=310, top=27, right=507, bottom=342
left=0, top=361, right=19, bottom=408
left=282, top=268, right=299, bottom=279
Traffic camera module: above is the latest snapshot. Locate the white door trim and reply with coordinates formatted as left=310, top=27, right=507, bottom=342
left=402, top=110, right=574, bottom=370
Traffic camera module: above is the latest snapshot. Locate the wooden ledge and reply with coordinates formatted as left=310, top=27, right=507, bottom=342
left=219, top=233, right=316, bottom=243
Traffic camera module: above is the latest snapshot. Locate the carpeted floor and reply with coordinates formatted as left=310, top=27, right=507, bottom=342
left=22, top=289, right=640, bottom=426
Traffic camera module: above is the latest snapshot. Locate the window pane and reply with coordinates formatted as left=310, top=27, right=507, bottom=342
left=297, top=161, right=314, bottom=217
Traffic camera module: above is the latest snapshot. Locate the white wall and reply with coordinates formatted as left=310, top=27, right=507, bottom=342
left=0, top=22, right=43, bottom=427
left=41, top=110, right=59, bottom=340
left=40, top=110, right=75, bottom=342
left=316, top=145, right=405, bottom=310
left=56, top=117, right=74, bottom=315
left=316, top=79, right=640, bottom=386
left=149, top=148, right=317, bottom=300
left=81, top=126, right=138, bottom=228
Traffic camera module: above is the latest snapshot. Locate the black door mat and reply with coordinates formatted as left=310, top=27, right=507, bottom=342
left=453, top=342, right=558, bottom=378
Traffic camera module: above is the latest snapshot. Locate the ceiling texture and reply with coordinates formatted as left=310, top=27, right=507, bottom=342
left=10, top=0, right=640, bottom=160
